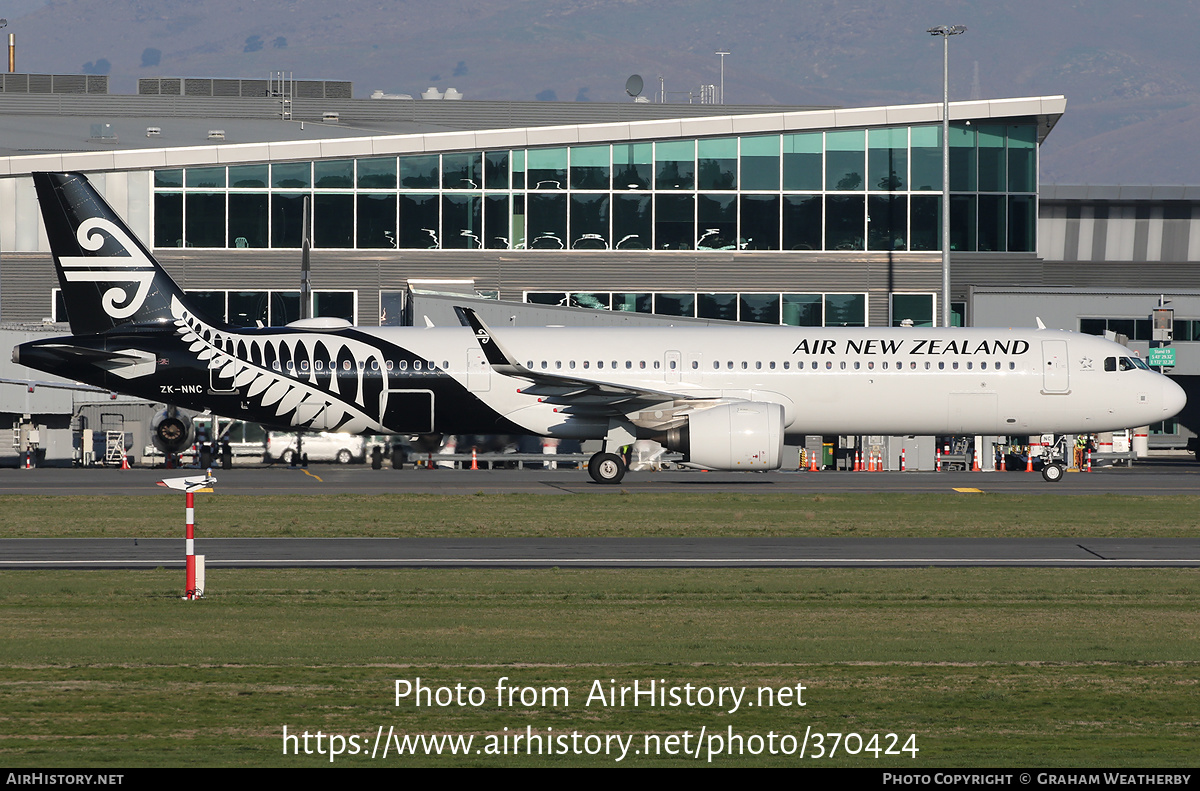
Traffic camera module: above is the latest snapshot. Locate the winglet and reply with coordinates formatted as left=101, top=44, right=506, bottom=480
left=455, top=307, right=523, bottom=372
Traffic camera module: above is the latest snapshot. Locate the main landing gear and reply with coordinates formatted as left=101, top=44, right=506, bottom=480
left=588, top=421, right=636, bottom=485
left=588, top=452, right=627, bottom=485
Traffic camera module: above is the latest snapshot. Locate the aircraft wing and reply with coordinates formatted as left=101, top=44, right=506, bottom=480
left=455, top=307, right=716, bottom=413
left=0, top=376, right=107, bottom=392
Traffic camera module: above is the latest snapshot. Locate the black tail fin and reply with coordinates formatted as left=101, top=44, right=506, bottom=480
left=34, top=172, right=204, bottom=335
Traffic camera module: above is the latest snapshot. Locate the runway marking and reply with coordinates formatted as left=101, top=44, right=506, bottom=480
left=5, top=558, right=1200, bottom=566
left=953, top=487, right=984, bottom=493
left=302, top=470, right=324, bottom=482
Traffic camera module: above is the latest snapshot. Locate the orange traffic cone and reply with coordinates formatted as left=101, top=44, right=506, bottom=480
left=471, top=446, right=479, bottom=470
left=120, top=446, right=130, bottom=470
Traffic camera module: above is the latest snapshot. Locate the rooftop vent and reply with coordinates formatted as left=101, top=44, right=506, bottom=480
left=88, top=122, right=117, bottom=143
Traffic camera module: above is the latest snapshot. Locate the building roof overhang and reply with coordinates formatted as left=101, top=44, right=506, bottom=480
left=0, top=95, right=1066, bottom=178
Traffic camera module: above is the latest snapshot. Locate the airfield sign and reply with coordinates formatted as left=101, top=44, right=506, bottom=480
left=1148, top=347, right=1176, bottom=367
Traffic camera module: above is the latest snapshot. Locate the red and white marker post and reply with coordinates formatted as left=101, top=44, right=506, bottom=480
left=157, top=470, right=217, bottom=601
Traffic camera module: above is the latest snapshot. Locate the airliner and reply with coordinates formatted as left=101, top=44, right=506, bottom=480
left=12, top=172, right=1187, bottom=483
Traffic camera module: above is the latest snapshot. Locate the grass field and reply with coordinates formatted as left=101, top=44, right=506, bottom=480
left=1, top=566, right=1198, bottom=767
left=1, top=493, right=1198, bottom=767
left=3, top=492, right=1200, bottom=537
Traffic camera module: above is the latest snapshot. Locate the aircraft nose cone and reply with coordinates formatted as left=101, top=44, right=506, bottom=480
left=1163, top=377, right=1187, bottom=419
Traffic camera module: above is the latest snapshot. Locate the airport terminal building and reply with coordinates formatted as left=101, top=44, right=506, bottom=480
left=0, top=77, right=1195, bottom=457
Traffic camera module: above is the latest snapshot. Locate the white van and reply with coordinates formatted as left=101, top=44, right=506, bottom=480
left=266, top=432, right=366, bottom=464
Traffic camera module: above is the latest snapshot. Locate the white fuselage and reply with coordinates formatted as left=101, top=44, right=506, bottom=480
left=359, top=324, right=1185, bottom=440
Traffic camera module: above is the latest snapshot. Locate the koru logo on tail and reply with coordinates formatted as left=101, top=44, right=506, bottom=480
left=58, top=217, right=155, bottom=319
left=475, top=328, right=490, bottom=344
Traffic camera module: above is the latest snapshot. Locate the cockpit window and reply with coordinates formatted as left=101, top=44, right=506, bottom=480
left=1108, top=356, right=1151, bottom=371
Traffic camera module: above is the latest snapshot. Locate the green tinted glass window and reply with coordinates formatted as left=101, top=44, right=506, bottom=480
left=229, top=164, right=268, bottom=188
left=398, top=193, right=440, bottom=248
left=185, top=193, right=225, bottom=247
left=740, top=293, right=780, bottom=324
left=443, top=194, right=482, bottom=248
left=697, top=138, right=737, bottom=190
left=528, top=148, right=567, bottom=190
left=783, top=133, right=821, bottom=190
left=570, top=193, right=609, bottom=248
left=948, top=124, right=976, bottom=191
left=697, top=194, right=736, bottom=249
left=272, top=162, right=311, bottom=189
left=740, top=135, right=780, bottom=190
left=892, top=294, right=934, bottom=327
left=741, top=194, right=780, bottom=250
left=782, top=294, right=822, bottom=326
left=155, top=169, right=183, bottom=188
left=655, top=194, right=695, bottom=249
left=825, top=130, right=865, bottom=191
left=570, top=145, right=610, bottom=190
left=868, top=128, right=906, bottom=191
left=613, top=143, right=652, bottom=190
left=655, top=140, right=695, bottom=190
left=314, top=159, right=353, bottom=188
left=314, top=193, right=353, bottom=247
left=977, top=125, right=1006, bottom=192
left=357, top=157, right=397, bottom=189
left=825, top=194, right=864, bottom=250
left=1007, top=124, right=1036, bottom=193
left=909, top=126, right=942, bottom=191
left=229, top=194, right=268, bottom=248
left=825, top=293, right=866, bottom=327
left=442, top=152, right=482, bottom=190
left=484, top=151, right=510, bottom=190
left=357, top=193, right=397, bottom=249
left=698, top=293, right=737, bottom=321
left=400, top=155, right=439, bottom=189
left=186, top=167, right=226, bottom=189
left=154, top=192, right=183, bottom=247
left=783, top=195, right=821, bottom=250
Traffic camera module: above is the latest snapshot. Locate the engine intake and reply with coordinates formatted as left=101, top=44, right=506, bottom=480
left=663, top=402, right=784, bottom=470
left=150, top=408, right=195, bottom=455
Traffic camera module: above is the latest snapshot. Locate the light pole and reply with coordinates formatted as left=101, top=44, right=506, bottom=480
left=715, top=49, right=729, bottom=104
left=927, top=24, right=965, bottom=327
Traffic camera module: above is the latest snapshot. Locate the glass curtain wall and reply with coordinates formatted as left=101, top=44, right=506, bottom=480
left=152, top=121, right=1037, bottom=253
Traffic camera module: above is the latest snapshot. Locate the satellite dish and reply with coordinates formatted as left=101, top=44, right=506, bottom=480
left=625, top=74, right=644, bottom=98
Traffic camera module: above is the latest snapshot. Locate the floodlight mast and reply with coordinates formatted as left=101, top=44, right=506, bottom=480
left=715, top=49, right=730, bottom=104
left=927, top=24, right=966, bottom=328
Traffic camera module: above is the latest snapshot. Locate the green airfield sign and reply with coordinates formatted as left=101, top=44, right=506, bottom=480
left=1148, top=347, right=1176, bottom=367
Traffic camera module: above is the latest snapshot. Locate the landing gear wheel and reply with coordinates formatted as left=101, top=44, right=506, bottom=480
left=1042, top=462, right=1065, bottom=483
left=588, top=452, right=627, bottom=485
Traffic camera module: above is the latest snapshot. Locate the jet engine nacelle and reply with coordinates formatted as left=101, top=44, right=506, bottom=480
left=664, top=402, right=784, bottom=470
left=150, top=408, right=195, bottom=455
